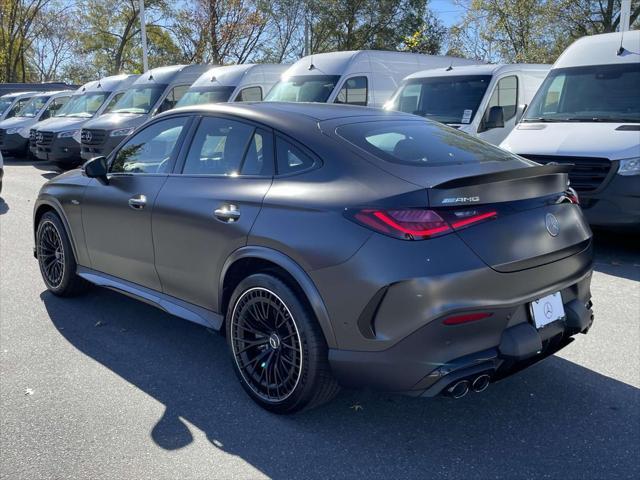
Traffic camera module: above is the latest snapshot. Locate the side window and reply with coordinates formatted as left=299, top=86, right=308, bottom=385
left=110, top=117, right=188, bottom=174
left=240, top=129, right=273, bottom=176
left=235, top=86, right=262, bottom=102
left=182, top=117, right=255, bottom=175
left=157, top=85, right=189, bottom=113
left=335, top=76, right=368, bottom=106
left=541, top=75, right=566, bottom=113
left=484, top=75, right=518, bottom=122
left=396, top=83, right=421, bottom=113
left=41, top=96, right=70, bottom=119
left=104, top=92, right=125, bottom=113
left=8, top=98, right=29, bottom=118
left=276, top=137, right=316, bottom=175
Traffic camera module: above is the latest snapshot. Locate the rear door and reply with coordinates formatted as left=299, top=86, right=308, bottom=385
left=81, top=116, right=191, bottom=290
left=152, top=115, right=274, bottom=311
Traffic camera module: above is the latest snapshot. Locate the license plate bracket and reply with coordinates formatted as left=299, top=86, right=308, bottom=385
left=530, top=292, right=565, bottom=329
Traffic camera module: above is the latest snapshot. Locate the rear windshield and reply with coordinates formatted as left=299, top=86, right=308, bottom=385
left=337, top=120, right=518, bottom=167
left=265, top=75, right=341, bottom=103
left=176, top=86, right=235, bottom=107
left=389, top=75, right=491, bottom=124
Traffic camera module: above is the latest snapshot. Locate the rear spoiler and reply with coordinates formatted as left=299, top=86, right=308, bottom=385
left=432, top=164, right=573, bottom=190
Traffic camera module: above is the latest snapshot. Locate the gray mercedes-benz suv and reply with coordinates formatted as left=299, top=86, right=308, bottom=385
left=33, top=103, right=594, bottom=413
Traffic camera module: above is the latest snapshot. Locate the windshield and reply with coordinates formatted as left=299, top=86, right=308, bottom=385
left=17, top=96, right=50, bottom=117
left=110, top=85, right=166, bottom=114
left=389, top=75, right=491, bottom=124
left=0, top=97, right=14, bottom=115
left=176, top=86, right=236, bottom=107
left=524, top=63, right=640, bottom=123
left=265, top=75, right=341, bottom=103
left=337, top=120, right=518, bottom=167
left=58, top=92, right=110, bottom=118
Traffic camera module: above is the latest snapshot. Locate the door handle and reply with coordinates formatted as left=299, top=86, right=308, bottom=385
left=214, top=204, right=241, bottom=222
left=128, top=194, right=147, bottom=210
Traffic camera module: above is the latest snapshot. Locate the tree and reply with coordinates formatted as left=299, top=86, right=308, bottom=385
left=558, top=0, right=640, bottom=37
left=399, top=0, right=446, bottom=54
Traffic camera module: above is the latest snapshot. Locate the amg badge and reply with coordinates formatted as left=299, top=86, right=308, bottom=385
left=441, top=196, right=480, bottom=204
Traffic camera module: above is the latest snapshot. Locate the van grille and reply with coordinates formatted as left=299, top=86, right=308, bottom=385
left=29, top=129, right=37, bottom=148
left=519, top=155, right=612, bottom=193
left=37, top=131, right=55, bottom=146
left=81, top=129, right=107, bottom=145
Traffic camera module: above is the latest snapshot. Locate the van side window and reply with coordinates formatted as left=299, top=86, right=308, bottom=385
left=157, top=85, right=189, bottom=113
left=42, top=96, right=70, bottom=120
left=104, top=92, right=125, bottom=113
left=540, top=75, right=566, bottom=113
left=335, top=76, right=368, bottom=106
left=8, top=98, right=29, bottom=118
left=276, top=137, right=316, bottom=175
left=236, top=86, right=262, bottom=102
left=484, top=76, right=518, bottom=122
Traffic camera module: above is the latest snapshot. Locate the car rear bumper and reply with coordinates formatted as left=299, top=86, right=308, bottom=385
left=36, top=137, right=81, bottom=165
left=580, top=174, right=640, bottom=228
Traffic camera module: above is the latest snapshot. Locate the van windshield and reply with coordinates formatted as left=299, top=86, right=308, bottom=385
left=0, top=97, right=14, bottom=115
left=388, top=75, right=491, bottom=124
left=523, top=63, right=640, bottom=123
left=265, top=75, right=341, bottom=103
left=110, top=85, right=166, bottom=114
left=59, top=92, right=111, bottom=118
left=17, top=96, right=49, bottom=117
left=176, top=86, right=236, bottom=107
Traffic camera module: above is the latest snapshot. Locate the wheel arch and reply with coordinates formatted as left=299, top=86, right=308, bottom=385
left=219, top=246, right=337, bottom=348
left=33, top=199, right=78, bottom=261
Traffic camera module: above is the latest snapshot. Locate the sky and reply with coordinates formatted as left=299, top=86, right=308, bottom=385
left=429, top=0, right=467, bottom=28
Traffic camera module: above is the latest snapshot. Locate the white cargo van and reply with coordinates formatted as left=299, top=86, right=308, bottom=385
left=265, top=50, right=481, bottom=107
left=177, top=64, right=289, bottom=107
left=385, top=64, right=550, bottom=145
left=501, top=31, right=640, bottom=228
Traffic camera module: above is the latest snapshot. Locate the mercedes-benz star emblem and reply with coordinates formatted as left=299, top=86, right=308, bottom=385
left=544, top=301, right=554, bottom=319
left=545, top=213, right=560, bottom=237
left=82, top=130, right=92, bottom=143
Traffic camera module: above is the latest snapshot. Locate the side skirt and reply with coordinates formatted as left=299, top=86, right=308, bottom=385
left=76, top=267, right=223, bottom=330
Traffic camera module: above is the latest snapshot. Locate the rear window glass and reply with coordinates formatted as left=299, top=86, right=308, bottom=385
left=337, top=120, right=517, bottom=167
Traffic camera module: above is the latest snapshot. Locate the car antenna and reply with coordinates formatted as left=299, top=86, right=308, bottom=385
left=445, top=63, right=453, bottom=71
left=617, top=30, right=626, bottom=56
left=308, top=54, right=315, bottom=71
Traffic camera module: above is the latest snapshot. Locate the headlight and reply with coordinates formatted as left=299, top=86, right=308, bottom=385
left=5, top=127, right=20, bottom=135
left=110, top=127, right=134, bottom=137
left=618, top=157, right=640, bottom=176
left=18, top=127, right=31, bottom=138
left=58, top=130, right=79, bottom=138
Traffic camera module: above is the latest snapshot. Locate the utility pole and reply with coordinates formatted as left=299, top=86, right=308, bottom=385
left=620, top=0, right=631, bottom=31
left=139, top=0, right=149, bottom=72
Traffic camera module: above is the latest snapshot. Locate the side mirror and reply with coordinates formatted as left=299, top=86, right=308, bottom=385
left=485, top=105, right=505, bottom=129
left=84, top=156, right=109, bottom=184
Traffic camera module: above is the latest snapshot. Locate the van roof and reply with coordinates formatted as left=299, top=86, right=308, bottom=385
left=75, top=74, right=140, bottom=94
left=132, top=64, right=211, bottom=86
left=0, top=91, right=38, bottom=99
left=190, top=64, right=289, bottom=88
left=404, top=63, right=550, bottom=80
left=554, top=30, right=640, bottom=68
left=32, top=90, right=74, bottom=98
left=283, top=50, right=480, bottom=77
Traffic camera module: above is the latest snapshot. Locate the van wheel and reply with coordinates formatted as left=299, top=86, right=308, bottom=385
left=226, top=273, right=340, bottom=413
left=36, top=212, right=89, bottom=296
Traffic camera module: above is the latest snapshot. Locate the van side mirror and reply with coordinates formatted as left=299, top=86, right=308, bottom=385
left=84, top=156, right=109, bottom=184
left=485, top=106, right=505, bottom=129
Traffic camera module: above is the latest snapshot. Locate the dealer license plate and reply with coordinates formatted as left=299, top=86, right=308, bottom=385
left=530, top=292, right=565, bottom=329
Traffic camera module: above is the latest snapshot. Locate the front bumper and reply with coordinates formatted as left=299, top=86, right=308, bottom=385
left=0, top=133, right=28, bottom=155
left=36, top=137, right=82, bottom=165
left=80, top=135, right=122, bottom=160
left=580, top=174, right=640, bottom=228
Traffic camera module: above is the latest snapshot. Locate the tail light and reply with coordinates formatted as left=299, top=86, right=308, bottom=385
left=566, top=187, right=579, bottom=205
left=349, top=208, right=497, bottom=240
left=443, top=312, right=493, bottom=325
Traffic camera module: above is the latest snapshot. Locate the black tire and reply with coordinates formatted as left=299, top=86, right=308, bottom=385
left=36, top=211, right=89, bottom=296
left=226, top=273, right=340, bottom=413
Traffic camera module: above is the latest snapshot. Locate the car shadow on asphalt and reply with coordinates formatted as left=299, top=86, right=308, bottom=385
left=3, top=157, right=61, bottom=174
left=0, top=198, right=8, bottom=215
left=592, top=229, right=640, bottom=282
left=40, top=288, right=640, bottom=479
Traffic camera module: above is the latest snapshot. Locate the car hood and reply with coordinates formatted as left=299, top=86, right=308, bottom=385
left=82, top=112, right=148, bottom=131
left=33, top=117, right=88, bottom=133
left=0, top=116, right=36, bottom=130
left=501, top=122, right=640, bottom=161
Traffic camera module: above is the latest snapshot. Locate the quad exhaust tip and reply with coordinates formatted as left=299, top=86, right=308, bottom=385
left=446, top=380, right=470, bottom=399
left=446, top=374, right=491, bottom=398
left=471, top=374, right=491, bottom=393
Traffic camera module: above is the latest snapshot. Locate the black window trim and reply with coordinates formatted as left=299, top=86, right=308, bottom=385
left=152, top=83, right=191, bottom=116
left=172, top=113, right=277, bottom=179
left=273, top=132, right=323, bottom=177
left=235, top=85, right=263, bottom=102
left=106, top=113, right=194, bottom=177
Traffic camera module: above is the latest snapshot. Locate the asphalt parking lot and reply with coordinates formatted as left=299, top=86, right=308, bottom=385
left=1, top=158, right=639, bottom=480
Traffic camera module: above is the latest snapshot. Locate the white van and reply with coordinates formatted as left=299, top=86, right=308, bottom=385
left=385, top=64, right=550, bottom=145
left=501, top=31, right=640, bottom=228
left=177, top=64, right=289, bottom=107
left=265, top=50, right=481, bottom=107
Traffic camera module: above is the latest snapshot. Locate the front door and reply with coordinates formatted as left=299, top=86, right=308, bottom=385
left=152, top=115, right=274, bottom=311
left=477, top=75, right=519, bottom=145
left=81, top=116, right=191, bottom=290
